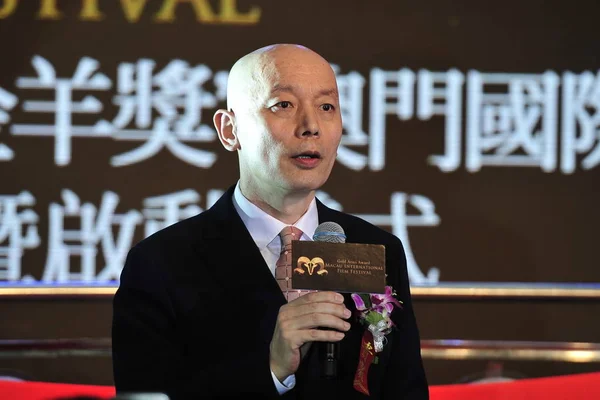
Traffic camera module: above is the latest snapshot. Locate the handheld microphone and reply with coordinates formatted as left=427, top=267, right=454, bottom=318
left=312, top=222, right=346, bottom=379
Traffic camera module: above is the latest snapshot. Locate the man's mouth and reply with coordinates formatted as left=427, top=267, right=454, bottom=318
left=292, top=151, right=321, bottom=160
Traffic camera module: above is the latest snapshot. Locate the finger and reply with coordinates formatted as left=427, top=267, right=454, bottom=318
left=287, top=291, right=344, bottom=307
left=298, top=328, right=346, bottom=343
left=285, top=313, right=352, bottom=332
left=277, top=328, right=345, bottom=348
left=283, top=302, right=351, bottom=321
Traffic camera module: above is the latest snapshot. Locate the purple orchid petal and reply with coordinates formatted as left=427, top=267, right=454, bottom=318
left=390, top=297, right=402, bottom=308
left=385, top=286, right=393, bottom=297
left=351, top=293, right=366, bottom=310
left=384, top=303, right=394, bottom=313
left=373, top=305, right=385, bottom=314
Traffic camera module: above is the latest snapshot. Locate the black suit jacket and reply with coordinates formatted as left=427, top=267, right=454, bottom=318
left=112, top=186, right=429, bottom=399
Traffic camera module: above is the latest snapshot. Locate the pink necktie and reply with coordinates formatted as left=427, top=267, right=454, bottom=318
left=275, top=226, right=312, bottom=301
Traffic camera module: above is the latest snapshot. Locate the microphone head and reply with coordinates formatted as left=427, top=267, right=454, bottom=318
left=313, top=222, right=346, bottom=243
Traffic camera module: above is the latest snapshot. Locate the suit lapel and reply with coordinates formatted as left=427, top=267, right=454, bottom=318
left=197, top=185, right=287, bottom=302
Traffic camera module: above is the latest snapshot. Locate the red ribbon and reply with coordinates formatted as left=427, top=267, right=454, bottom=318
left=353, top=330, right=375, bottom=395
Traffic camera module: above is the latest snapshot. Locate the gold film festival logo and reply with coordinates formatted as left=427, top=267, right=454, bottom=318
left=0, top=0, right=261, bottom=24
left=294, top=256, right=328, bottom=276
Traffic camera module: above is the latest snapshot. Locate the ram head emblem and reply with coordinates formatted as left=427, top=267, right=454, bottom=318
left=294, top=256, right=328, bottom=276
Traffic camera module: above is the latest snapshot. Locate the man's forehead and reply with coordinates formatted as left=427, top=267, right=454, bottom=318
left=257, top=56, right=338, bottom=92
left=227, top=44, right=338, bottom=108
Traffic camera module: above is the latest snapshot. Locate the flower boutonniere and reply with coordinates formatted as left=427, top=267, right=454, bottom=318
left=351, top=285, right=402, bottom=396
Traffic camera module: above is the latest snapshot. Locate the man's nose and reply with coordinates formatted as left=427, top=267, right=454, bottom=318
left=296, top=107, right=319, bottom=137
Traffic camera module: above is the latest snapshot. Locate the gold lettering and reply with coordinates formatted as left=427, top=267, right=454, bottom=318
left=120, top=0, right=148, bottom=22
left=218, top=0, right=260, bottom=25
left=80, top=0, right=104, bottom=21
left=0, top=0, right=260, bottom=24
left=0, top=0, right=17, bottom=19
left=37, top=0, right=104, bottom=21
left=154, top=0, right=217, bottom=23
left=37, top=0, right=61, bottom=19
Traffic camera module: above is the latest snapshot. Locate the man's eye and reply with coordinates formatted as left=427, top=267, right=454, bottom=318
left=321, top=104, right=335, bottom=111
left=270, top=101, right=292, bottom=111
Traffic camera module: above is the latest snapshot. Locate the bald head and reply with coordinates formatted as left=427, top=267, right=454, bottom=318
left=226, top=44, right=337, bottom=114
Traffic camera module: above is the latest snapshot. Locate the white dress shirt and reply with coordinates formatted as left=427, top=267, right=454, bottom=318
left=232, top=182, right=318, bottom=395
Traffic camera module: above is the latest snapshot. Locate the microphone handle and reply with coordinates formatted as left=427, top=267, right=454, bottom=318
left=320, top=339, right=339, bottom=379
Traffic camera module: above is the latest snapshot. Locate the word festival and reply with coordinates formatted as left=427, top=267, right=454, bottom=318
left=0, top=0, right=262, bottom=24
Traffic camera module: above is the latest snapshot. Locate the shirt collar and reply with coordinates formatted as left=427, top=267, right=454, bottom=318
left=232, top=182, right=318, bottom=252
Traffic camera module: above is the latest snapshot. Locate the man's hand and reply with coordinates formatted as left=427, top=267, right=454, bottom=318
left=269, top=291, right=351, bottom=381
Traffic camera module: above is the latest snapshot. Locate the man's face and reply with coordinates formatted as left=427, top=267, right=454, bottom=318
left=233, top=48, right=343, bottom=198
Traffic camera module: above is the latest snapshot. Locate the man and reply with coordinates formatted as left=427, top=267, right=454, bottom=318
left=112, top=44, right=428, bottom=399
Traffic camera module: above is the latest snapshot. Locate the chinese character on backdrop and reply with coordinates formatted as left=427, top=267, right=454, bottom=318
left=12, top=56, right=112, bottom=166
left=0, top=192, right=40, bottom=282
left=95, top=59, right=226, bottom=168
left=368, top=68, right=416, bottom=171
left=417, top=69, right=465, bottom=172
left=0, top=87, right=18, bottom=161
left=561, top=71, right=600, bottom=173
left=465, top=71, right=560, bottom=172
left=332, top=64, right=370, bottom=170
left=42, top=190, right=142, bottom=283
left=143, top=189, right=202, bottom=237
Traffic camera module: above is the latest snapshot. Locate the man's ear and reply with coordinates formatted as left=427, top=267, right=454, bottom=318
left=213, top=109, right=240, bottom=151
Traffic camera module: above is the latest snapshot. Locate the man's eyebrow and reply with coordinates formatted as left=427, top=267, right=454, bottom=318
left=271, top=84, right=294, bottom=94
left=271, top=85, right=339, bottom=99
left=317, top=88, right=339, bottom=98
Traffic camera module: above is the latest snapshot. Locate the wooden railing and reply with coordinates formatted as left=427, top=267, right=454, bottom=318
left=1, top=282, right=599, bottom=300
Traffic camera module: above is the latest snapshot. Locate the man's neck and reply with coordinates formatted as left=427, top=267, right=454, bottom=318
left=239, top=182, right=315, bottom=225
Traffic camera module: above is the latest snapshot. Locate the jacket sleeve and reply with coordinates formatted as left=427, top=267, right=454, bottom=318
left=382, top=235, right=430, bottom=400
